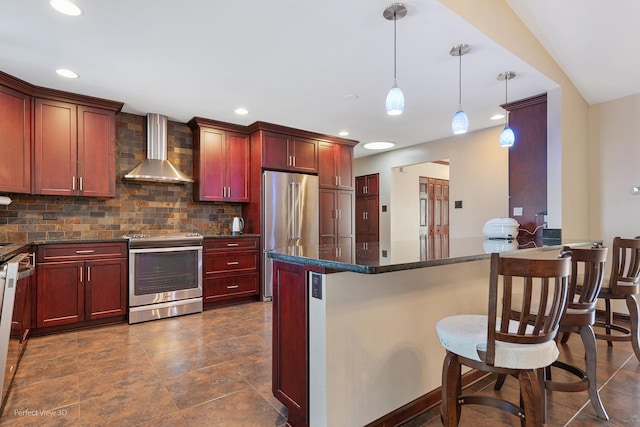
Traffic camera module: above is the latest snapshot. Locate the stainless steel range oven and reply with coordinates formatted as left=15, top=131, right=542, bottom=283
left=125, top=233, right=203, bottom=324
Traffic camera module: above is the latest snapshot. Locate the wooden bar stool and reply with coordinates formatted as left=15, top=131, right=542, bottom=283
left=495, top=245, right=609, bottom=420
left=436, top=252, right=570, bottom=426
left=593, top=236, right=640, bottom=362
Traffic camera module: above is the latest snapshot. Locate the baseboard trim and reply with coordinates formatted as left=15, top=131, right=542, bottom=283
left=364, top=370, right=489, bottom=427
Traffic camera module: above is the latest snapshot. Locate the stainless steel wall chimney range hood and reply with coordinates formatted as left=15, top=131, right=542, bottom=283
left=124, top=113, right=193, bottom=184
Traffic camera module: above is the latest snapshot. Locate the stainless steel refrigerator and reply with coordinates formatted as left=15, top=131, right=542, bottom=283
left=262, top=170, right=318, bottom=300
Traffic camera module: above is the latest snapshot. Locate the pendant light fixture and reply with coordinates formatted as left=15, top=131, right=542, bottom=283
left=450, top=44, right=471, bottom=134
left=383, top=3, right=407, bottom=116
left=497, top=71, right=516, bottom=147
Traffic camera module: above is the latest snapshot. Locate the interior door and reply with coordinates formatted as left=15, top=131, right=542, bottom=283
left=424, top=177, right=450, bottom=260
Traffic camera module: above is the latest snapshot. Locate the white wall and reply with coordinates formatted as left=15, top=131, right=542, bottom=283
left=355, top=125, right=508, bottom=251
left=391, top=162, right=449, bottom=241
left=589, top=93, right=640, bottom=243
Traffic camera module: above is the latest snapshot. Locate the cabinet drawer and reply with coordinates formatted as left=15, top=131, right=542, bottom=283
left=204, top=252, right=258, bottom=275
left=204, top=237, right=259, bottom=252
left=204, top=273, right=258, bottom=301
left=38, top=242, right=127, bottom=262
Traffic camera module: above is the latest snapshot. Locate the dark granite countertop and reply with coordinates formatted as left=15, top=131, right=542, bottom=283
left=267, top=237, right=601, bottom=274
left=202, top=234, right=260, bottom=239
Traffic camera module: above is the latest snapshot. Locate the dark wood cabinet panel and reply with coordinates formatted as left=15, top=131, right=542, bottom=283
left=290, top=137, right=318, bottom=173
left=86, top=258, right=127, bottom=319
left=319, top=189, right=353, bottom=262
left=319, top=141, right=353, bottom=189
left=272, top=260, right=308, bottom=427
left=226, top=132, right=251, bottom=202
left=77, top=106, right=116, bottom=197
left=356, top=173, right=378, bottom=197
left=262, top=131, right=318, bottom=173
left=355, top=193, right=379, bottom=245
left=33, top=99, right=77, bottom=196
left=0, top=84, right=31, bottom=193
left=36, top=261, right=84, bottom=327
left=34, top=99, right=115, bottom=197
left=203, top=272, right=259, bottom=303
left=192, top=124, right=250, bottom=202
left=195, top=127, right=225, bottom=200
left=506, top=94, right=547, bottom=235
left=202, top=236, right=260, bottom=305
left=36, top=242, right=127, bottom=330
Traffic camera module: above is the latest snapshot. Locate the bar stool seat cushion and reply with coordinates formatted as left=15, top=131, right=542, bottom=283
left=436, top=314, right=559, bottom=370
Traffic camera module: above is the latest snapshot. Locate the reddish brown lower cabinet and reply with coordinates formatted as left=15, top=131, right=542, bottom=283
left=272, top=260, right=308, bottom=427
left=36, top=242, right=127, bottom=329
left=203, top=236, right=260, bottom=306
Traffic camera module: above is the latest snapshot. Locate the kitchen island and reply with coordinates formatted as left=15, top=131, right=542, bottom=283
left=268, top=237, right=597, bottom=427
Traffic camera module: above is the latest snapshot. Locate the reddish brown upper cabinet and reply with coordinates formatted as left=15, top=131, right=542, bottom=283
left=261, top=131, right=318, bottom=174
left=356, top=173, right=379, bottom=197
left=318, top=141, right=353, bottom=190
left=33, top=99, right=116, bottom=197
left=36, top=242, right=127, bottom=329
left=189, top=118, right=250, bottom=203
left=0, top=84, right=31, bottom=193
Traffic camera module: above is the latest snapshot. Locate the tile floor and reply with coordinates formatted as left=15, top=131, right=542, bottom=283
left=0, top=301, right=638, bottom=426
left=0, top=302, right=287, bottom=426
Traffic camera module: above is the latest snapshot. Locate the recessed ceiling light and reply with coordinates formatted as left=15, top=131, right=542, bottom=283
left=362, top=141, right=396, bottom=150
left=56, top=68, right=78, bottom=78
left=338, top=131, right=349, bottom=137
left=490, top=114, right=505, bottom=120
left=234, top=107, right=249, bottom=115
left=50, top=0, right=82, bottom=16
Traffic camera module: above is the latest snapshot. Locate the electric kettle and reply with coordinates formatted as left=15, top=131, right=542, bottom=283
left=231, top=217, right=244, bottom=235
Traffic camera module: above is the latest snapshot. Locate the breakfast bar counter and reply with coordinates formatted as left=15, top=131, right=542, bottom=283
left=267, top=237, right=596, bottom=427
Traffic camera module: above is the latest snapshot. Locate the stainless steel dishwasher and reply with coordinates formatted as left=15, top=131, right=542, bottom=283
left=0, top=252, right=35, bottom=412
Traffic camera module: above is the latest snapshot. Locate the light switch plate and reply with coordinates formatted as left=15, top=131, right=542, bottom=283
left=513, top=207, right=523, bottom=216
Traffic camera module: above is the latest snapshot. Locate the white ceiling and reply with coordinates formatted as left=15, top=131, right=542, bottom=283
left=1, top=1, right=636, bottom=158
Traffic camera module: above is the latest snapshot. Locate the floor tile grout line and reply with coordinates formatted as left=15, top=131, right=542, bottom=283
left=562, top=351, right=635, bottom=426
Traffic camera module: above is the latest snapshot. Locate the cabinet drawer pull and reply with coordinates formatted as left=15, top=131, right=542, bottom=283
left=76, top=250, right=95, bottom=254
left=226, top=243, right=239, bottom=247
left=226, top=285, right=239, bottom=289
left=226, top=261, right=239, bottom=266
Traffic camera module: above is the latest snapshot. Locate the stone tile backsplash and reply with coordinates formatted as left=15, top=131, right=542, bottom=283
left=0, top=112, right=241, bottom=242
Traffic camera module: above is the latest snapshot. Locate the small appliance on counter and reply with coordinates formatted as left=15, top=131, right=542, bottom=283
left=232, top=217, right=244, bottom=235
left=482, top=217, right=520, bottom=239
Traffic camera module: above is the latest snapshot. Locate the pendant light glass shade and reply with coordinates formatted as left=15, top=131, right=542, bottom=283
left=384, top=4, right=407, bottom=116
left=499, top=125, right=515, bottom=147
left=497, top=71, right=516, bottom=148
left=450, top=44, right=470, bottom=134
left=452, top=109, right=469, bottom=134
left=386, top=80, right=404, bottom=116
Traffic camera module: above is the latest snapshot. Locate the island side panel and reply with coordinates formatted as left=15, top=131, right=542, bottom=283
left=313, top=258, right=490, bottom=426
left=272, top=260, right=309, bottom=427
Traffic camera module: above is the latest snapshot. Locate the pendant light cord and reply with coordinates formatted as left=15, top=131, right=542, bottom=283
left=393, top=6, right=397, bottom=81
left=504, top=75, right=509, bottom=126
left=457, top=47, right=462, bottom=107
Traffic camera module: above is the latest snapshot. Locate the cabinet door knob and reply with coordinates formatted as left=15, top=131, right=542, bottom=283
left=226, top=285, right=239, bottom=289
left=227, top=261, right=239, bottom=266
left=72, top=176, right=76, bottom=191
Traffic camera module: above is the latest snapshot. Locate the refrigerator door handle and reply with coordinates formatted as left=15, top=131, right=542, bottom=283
left=289, top=182, right=295, bottom=243
left=293, top=182, right=302, bottom=242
